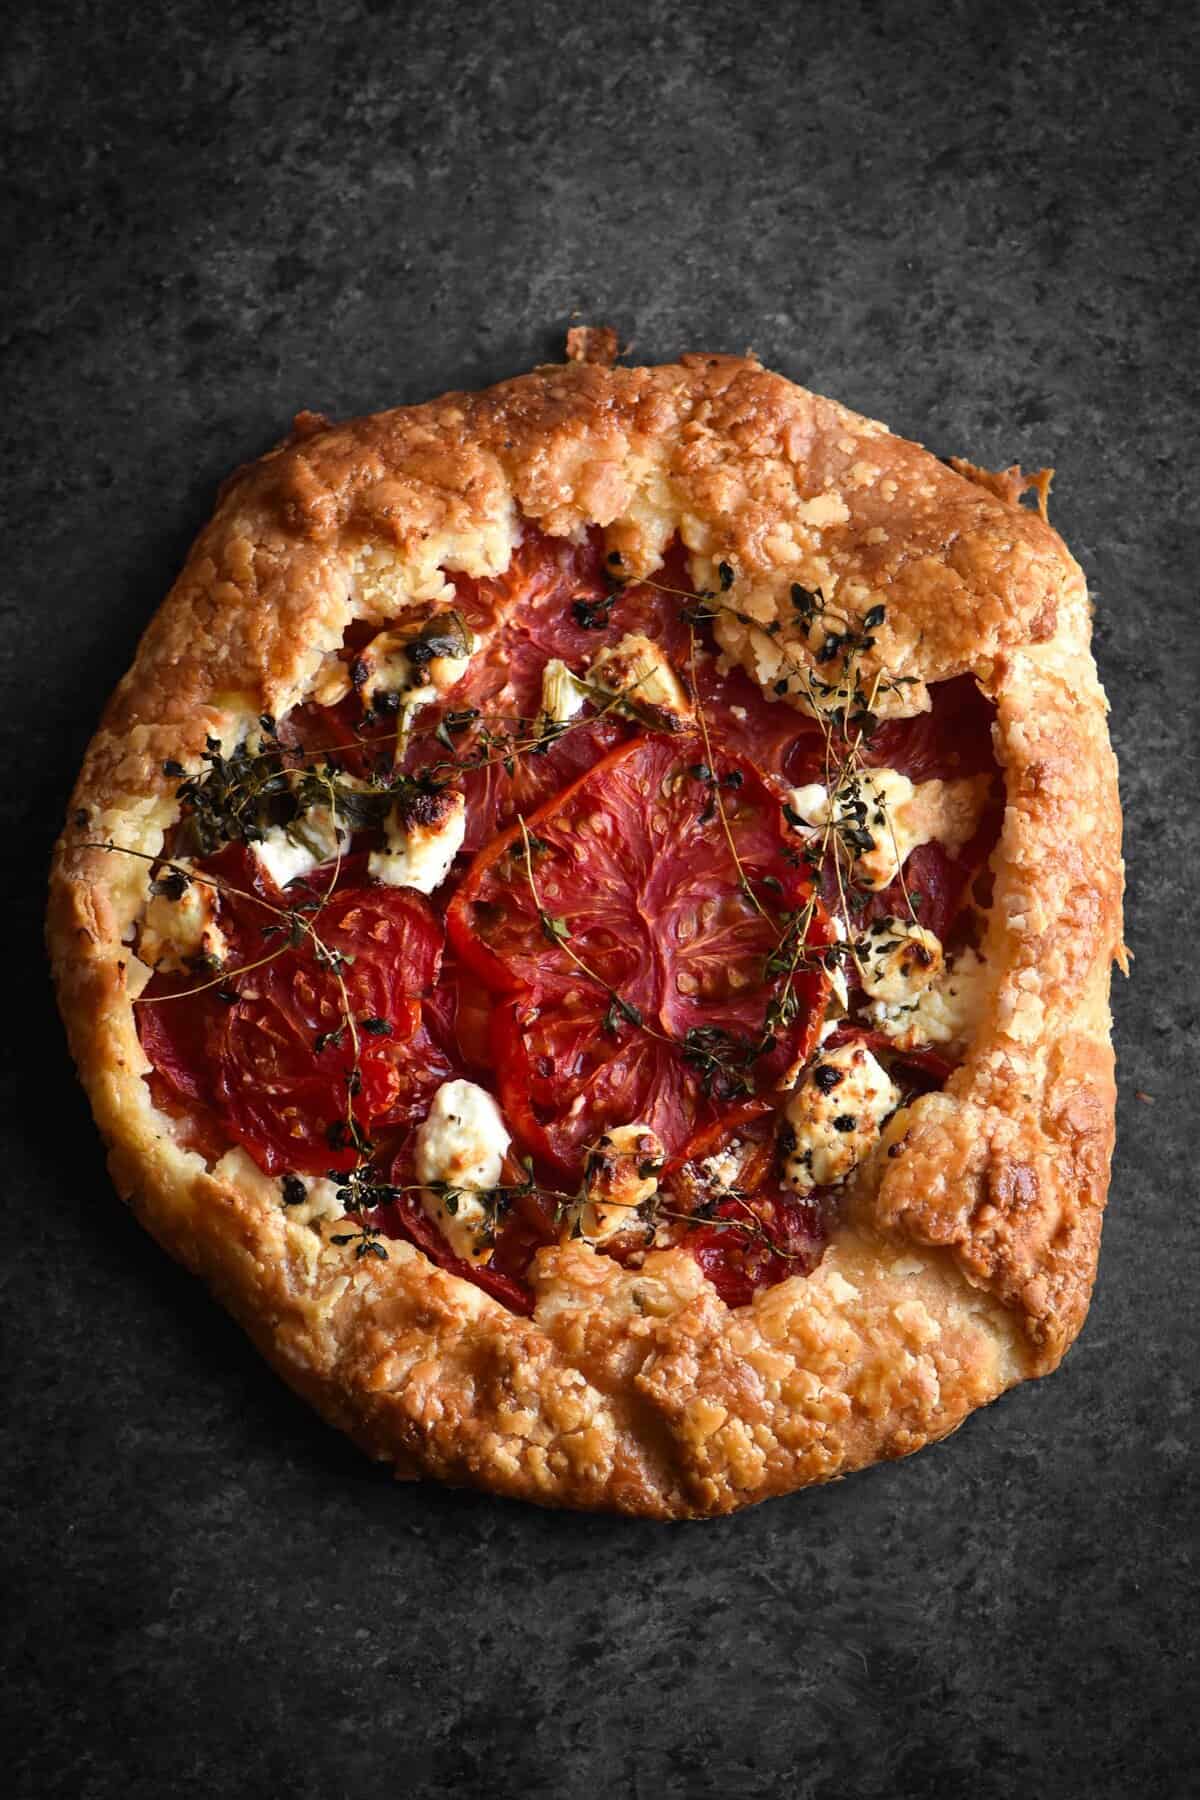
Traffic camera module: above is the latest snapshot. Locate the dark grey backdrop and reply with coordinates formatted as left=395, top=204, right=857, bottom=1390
left=4, top=2, right=1196, bottom=1796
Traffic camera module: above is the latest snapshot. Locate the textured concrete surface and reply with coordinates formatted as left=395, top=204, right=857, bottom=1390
left=3, top=1, right=1196, bottom=1795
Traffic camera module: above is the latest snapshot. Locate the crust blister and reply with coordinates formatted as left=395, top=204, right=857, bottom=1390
left=48, top=356, right=1123, bottom=1517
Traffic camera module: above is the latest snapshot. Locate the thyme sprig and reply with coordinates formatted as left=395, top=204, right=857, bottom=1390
left=319, top=1146, right=815, bottom=1268
left=686, top=626, right=773, bottom=926
left=516, top=815, right=654, bottom=1038
left=162, top=666, right=673, bottom=868
left=76, top=836, right=811, bottom=1273
left=77, top=842, right=335, bottom=1002
left=515, top=813, right=789, bottom=1100
left=167, top=724, right=445, bottom=862
left=678, top=1024, right=762, bottom=1100
left=629, top=562, right=927, bottom=1016
left=643, top=567, right=917, bottom=728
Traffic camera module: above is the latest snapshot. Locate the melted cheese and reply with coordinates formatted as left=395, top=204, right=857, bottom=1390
left=788, top=767, right=989, bottom=890
left=781, top=1041, right=900, bottom=1193
left=590, top=633, right=692, bottom=722
left=574, top=1123, right=664, bottom=1245
left=139, top=871, right=227, bottom=973
left=369, top=788, right=466, bottom=893
left=870, top=947, right=988, bottom=1050
left=414, top=1079, right=511, bottom=1264
left=540, top=658, right=587, bottom=727
left=251, top=807, right=349, bottom=889
left=857, top=916, right=944, bottom=1006
left=698, top=1143, right=742, bottom=1192
left=355, top=616, right=475, bottom=711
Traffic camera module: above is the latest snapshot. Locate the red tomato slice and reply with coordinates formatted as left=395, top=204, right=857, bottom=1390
left=445, top=529, right=692, bottom=710
left=776, top=670, right=1000, bottom=791
left=423, top=948, right=493, bottom=1073
left=402, top=533, right=696, bottom=847
left=215, top=885, right=446, bottom=1173
left=449, top=732, right=811, bottom=1014
left=135, top=844, right=283, bottom=1104
left=490, top=991, right=706, bottom=1173
left=838, top=790, right=1001, bottom=947
left=138, top=877, right=448, bottom=1176
left=449, top=733, right=826, bottom=1172
left=659, top=1114, right=827, bottom=1308
left=864, top=673, right=998, bottom=782
left=689, top=1190, right=826, bottom=1309
left=692, top=652, right=825, bottom=782
left=138, top=982, right=219, bottom=1104
left=276, top=532, right=696, bottom=846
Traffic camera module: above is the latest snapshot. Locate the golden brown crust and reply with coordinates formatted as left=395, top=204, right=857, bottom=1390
left=48, top=355, right=1124, bottom=1517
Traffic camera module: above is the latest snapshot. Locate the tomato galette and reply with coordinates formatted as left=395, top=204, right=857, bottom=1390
left=49, top=353, right=1124, bottom=1517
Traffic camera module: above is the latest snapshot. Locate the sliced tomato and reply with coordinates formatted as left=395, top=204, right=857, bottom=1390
left=659, top=1115, right=827, bottom=1308
left=444, top=529, right=692, bottom=704
left=276, top=692, right=397, bottom=785
left=449, top=733, right=825, bottom=1172
left=135, top=844, right=281, bottom=1104
left=864, top=673, right=998, bottom=782
left=274, top=533, right=697, bottom=846
left=490, top=991, right=707, bottom=1173
left=689, top=1190, right=826, bottom=1309
left=772, top=671, right=1002, bottom=799
left=400, top=533, right=695, bottom=847
left=137, top=981, right=220, bottom=1104
left=449, top=733, right=810, bottom=1010
left=423, top=948, right=493, bottom=1073
left=137, top=874, right=448, bottom=1176
left=214, top=884, right=446, bottom=1173
left=692, top=652, right=825, bottom=782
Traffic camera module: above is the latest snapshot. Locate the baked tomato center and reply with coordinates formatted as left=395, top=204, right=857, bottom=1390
left=135, top=527, right=1003, bottom=1313
left=447, top=733, right=827, bottom=1172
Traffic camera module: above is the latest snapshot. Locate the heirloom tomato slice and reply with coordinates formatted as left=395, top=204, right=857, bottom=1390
left=448, top=733, right=828, bottom=1173
left=659, top=1114, right=828, bottom=1309
left=138, top=868, right=449, bottom=1176
left=400, top=532, right=694, bottom=847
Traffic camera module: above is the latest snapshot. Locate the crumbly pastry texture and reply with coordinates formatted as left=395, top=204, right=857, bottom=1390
left=48, top=354, right=1124, bottom=1518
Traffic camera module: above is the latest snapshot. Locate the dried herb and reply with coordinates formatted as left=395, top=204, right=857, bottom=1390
left=572, top=592, right=616, bottom=630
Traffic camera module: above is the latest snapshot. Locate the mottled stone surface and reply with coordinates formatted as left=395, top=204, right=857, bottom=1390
left=3, top=1, right=1195, bottom=1794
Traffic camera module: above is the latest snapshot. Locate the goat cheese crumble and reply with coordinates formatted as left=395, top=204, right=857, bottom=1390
left=781, top=1041, right=901, bottom=1193
left=539, top=657, right=587, bottom=727
left=139, top=871, right=228, bottom=973
left=369, top=787, right=466, bottom=894
left=573, top=1123, right=664, bottom=1244
left=870, top=947, right=989, bottom=1051
left=590, top=632, right=692, bottom=723
left=251, top=808, right=349, bottom=889
left=788, top=768, right=989, bottom=890
left=414, top=1079, right=512, bottom=1264
left=355, top=616, right=475, bottom=712
left=857, top=916, right=945, bottom=1007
